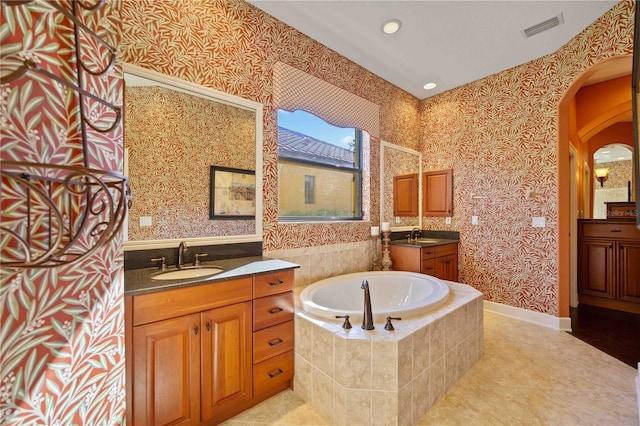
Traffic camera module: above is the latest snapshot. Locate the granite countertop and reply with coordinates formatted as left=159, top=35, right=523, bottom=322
left=125, top=256, right=300, bottom=296
left=389, top=238, right=459, bottom=248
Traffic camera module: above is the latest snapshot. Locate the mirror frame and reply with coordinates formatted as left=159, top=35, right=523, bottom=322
left=122, top=63, right=264, bottom=250
left=379, top=140, right=422, bottom=232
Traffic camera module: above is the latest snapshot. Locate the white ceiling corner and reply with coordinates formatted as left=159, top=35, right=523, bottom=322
left=248, top=1, right=619, bottom=99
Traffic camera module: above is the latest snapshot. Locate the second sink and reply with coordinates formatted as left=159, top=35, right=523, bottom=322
left=151, top=267, right=224, bottom=281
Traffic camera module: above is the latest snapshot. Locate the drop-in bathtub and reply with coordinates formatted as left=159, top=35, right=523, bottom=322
left=299, top=270, right=451, bottom=322
left=294, top=271, right=483, bottom=424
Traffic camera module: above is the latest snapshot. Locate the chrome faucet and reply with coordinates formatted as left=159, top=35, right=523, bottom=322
left=177, top=241, right=188, bottom=269
left=411, top=227, right=421, bottom=241
left=361, top=280, right=374, bottom=330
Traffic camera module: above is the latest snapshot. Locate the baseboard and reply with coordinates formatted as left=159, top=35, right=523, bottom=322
left=484, top=300, right=572, bottom=331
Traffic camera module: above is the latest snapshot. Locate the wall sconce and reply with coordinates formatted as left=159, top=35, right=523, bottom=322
left=594, top=167, right=610, bottom=187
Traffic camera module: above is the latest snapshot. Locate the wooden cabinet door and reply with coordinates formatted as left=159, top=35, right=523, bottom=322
left=578, top=239, right=616, bottom=299
left=423, top=169, right=452, bottom=216
left=393, top=173, right=418, bottom=216
left=435, top=254, right=458, bottom=281
left=389, top=245, right=422, bottom=273
left=132, top=313, right=201, bottom=426
left=201, top=301, right=253, bottom=424
left=618, top=241, right=640, bottom=303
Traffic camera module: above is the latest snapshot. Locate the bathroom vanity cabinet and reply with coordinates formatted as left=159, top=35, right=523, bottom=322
left=390, top=242, right=458, bottom=281
left=578, top=220, right=640, bottom=314
left=125, top=268, right=295, bottom=425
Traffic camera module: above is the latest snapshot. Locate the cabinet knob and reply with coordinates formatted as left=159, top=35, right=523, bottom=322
left=269, top=280, right=285, bottom=286
left=205, top=322, right=211, bottom=331
left=268, top=307, right=284, bottom=315
left=193, top=326, right=199, bottom=335
left=268, top=338, right=284, bottom=347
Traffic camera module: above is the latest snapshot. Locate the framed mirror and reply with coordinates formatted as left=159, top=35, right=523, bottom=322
left=379, top=141, right=422, bottom=231
left=123, top=63, right=263, bottom=250
left=592, top=143, right=634, bottom=218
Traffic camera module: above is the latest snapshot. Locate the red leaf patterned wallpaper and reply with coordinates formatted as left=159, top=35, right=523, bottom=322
left=0, top=0, right=634, bottom=422
left=121, top=0, right=634, bottom=318
left=1, top=1, right=125, bottom=424
left=125, top=86, right=256, bottom=241
left=420, top=1, right=635, bottom=315
left=120, top=0, right=420, bottom=251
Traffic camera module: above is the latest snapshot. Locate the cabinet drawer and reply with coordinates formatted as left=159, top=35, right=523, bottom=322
left=132, top=277, right=252, bottom=326
left=435, top=243, right=457, bottom=257
left=580, top=221, right=640, bottom=240
left=421, top=259, right=436, bottom=275
left=253, top=351, right=293, bottom=396
left=253, top=292, right=294, bottom=331
left=254, top=270, right=294, bottom=299
left=253, top=320, right=294, bottom=363
left=421, top=248, right=436, bottom=260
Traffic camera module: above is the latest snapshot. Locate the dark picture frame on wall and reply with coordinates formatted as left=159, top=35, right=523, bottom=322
left=209, top=165, right=256, bottom=219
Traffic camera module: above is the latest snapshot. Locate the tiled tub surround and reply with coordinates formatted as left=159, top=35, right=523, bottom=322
left=293, top=281, right=483, bottom=425
left=264, top=231, right=457, bottom=289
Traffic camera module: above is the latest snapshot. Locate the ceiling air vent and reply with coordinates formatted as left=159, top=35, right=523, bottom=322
left=522, top=13, right=564, bottom=38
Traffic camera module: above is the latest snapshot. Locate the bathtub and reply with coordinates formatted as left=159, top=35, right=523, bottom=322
left=299, top=270, right=451, bottom=323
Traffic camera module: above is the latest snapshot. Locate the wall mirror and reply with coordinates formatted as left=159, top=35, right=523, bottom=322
left=592, top=143, right=634, bottom=218
left=379, top=141, right=422, bottom=231
left=123, top=63, right=263, bottom=250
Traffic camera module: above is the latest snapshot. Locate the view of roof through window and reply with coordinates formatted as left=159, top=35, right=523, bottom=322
left=277, top=110, right=356, bottom=150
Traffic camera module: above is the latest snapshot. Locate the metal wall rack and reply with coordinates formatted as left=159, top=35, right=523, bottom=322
left=1, top=0, right=130, bottom=269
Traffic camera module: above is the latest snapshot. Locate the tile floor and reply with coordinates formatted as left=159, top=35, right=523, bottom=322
left=222, top=311, right=639, bottom=426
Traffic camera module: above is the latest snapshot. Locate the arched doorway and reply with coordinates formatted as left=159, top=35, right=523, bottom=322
left=557, top=55, right=632, bottom=318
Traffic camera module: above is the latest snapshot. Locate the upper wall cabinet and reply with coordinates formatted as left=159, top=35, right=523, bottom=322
left=393, top=174, right=419, bottom=217
left=423, top=169, right=453, bottom=217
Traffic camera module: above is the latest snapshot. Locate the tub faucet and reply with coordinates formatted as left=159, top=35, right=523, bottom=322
left=361, top=280, right=374, bottom=330
left=177, top=241, right=188, bottom=269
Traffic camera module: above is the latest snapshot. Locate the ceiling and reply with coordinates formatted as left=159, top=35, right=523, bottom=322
left=248, top=0, right=619, bottom=99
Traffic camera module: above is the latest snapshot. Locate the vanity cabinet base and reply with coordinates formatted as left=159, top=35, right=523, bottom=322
left=126, top=269, right=296, bottom=426
left=390, top=243, right=458, bottom=282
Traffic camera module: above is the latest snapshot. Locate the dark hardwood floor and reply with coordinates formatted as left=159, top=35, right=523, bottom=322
left=569, top=304, right=640, bottom=369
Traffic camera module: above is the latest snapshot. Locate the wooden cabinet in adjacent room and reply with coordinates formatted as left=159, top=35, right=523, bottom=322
left=578, top=220, right=640, bottom=314
left=390, top=242, right=458, bottom=282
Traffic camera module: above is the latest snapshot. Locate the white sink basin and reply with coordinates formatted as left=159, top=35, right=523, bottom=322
left=151, top=267, right=224, bottom=280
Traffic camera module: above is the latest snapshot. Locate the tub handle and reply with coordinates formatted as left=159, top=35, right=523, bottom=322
left=269, top=307, right=284, bottom=314
left=269, top=279, right=285, bottom=286
left=335, top=315, right=352, bottom=329
left=384, top=316, right=402, bottom=331
left=268, top=338, right=284, bottom=347
left=268, top=369, right=284, bottom=379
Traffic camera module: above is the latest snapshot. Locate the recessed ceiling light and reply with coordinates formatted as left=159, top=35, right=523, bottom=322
left=382, top=19, right=402, bottom=35
left=423, top=82, right=437, bottom=90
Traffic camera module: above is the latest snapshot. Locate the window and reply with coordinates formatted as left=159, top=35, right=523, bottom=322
left=304, top=175, right=315, bottom=204
left=277, top=109, right=362, bottom=221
